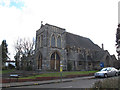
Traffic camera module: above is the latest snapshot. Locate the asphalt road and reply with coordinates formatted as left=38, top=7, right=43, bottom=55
left=13, top=77, right=104, bottom=88
left=17, top=79, right=96, bottom=88
left=10, top=76, right=119, bottom=88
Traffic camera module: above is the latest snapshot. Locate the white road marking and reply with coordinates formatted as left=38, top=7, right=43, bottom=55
left=62, top=86, right=72, bottom=88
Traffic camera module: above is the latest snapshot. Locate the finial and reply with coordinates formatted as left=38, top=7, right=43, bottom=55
left=40, top=21, right=43, bottom=28
left=102, top=43, right=104, bottom=50
left=41, top=21, right=43, bottom=25
left=118, top=23, right=120, bottom=27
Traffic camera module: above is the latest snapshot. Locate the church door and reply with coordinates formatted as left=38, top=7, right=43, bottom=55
left=50, top=52, right=60, bottom=71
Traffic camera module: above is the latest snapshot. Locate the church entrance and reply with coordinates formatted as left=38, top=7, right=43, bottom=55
left=50, top=52, right=60, bottom=71
left=37, top=53, right=42, bottom=70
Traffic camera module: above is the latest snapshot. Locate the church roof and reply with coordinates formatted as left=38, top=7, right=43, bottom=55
left=66, top=32, right=102, bottom=51
left=43, top=23, right=102, bottom=51
left=45, top=23, right=66, bottom=30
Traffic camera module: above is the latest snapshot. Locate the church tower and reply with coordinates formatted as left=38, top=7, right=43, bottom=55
left=34, top=23, right=67, bottom=71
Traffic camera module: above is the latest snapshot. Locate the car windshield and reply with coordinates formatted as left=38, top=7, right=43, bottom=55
left=101, top=68, right=108, bottom=71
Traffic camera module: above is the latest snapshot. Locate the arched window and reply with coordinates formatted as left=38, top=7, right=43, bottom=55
left=37, top=36, right=40, bottom=48
left=57, top=36, right=61, bottom=48
left=51, top=52, right=60, bottom=60
left=41, top=35, right=43, bottom=47
left=38, top=36, right=40, bottom=47
left=56, top=52, right=60, bottom=60
left=51, top=53, right=55, bottom=60
left=51, top=35, right=55, bottom=47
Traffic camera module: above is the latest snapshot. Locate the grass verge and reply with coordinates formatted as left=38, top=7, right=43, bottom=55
left=19, top=71, right=97, bottom=79
left=1, top=69, right=15, bottom=74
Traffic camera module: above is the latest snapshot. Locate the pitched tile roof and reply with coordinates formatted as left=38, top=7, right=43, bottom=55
left=66, top=32, right=102, bottom=51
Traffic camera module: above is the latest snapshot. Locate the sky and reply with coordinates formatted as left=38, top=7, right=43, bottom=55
left=0, top=0, right=119, bottom=60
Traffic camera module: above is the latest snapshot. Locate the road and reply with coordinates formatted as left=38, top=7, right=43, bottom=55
left=7, top=76, right=119, bottom=89
left=16, top=79, right=96, bottom=88
left=12, top=77, right=111, bottom=88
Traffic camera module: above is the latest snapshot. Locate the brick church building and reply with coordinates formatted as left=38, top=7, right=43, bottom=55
left=33, top=23, right=117, bottom=71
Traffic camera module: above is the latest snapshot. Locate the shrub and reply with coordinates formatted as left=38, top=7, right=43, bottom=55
left=67, top=61, right=72, bottom=71
left=2, top=66, right=8, bottom=70
left=92, top=77, right=120, bottom=88
left=8, top=64, right=15, bottom=69
left=25, top=66, right=32, bottom=71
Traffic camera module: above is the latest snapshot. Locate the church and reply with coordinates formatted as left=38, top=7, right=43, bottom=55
left=33, top=23, right=116, bottom=71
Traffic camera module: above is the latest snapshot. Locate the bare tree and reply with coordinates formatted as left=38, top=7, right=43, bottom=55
left=14, top=37, right=35, bottom=70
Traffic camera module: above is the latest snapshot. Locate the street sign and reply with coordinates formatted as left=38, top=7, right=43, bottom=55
left=60, top=64, right=63, bottom=72
left=60, top=67, right=63, bottom=72
left=100, top=62, right=104, bottom=67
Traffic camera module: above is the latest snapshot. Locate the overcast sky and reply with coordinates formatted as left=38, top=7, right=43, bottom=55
left=0, top=0, right=119, bottom=60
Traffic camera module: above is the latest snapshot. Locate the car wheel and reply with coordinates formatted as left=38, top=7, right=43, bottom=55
left=115, top=73, right=118, bottom=76
left=104, top=74, right=108, bottom=78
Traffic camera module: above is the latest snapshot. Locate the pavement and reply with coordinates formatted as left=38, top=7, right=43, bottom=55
left=1, top=76, right=94, bottom=88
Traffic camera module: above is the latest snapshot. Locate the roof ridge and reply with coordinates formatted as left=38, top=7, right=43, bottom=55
left=66, top=32, right=88, bottom=39
left=45, top=23, right=65, bottom=30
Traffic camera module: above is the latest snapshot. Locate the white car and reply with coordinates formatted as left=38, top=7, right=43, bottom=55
left=94, top=67, right=119, bottom=78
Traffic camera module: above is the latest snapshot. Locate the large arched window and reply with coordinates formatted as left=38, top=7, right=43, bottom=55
left=51, top=34, right=55, bottom=47
left=38, top=36, right=40, bottom=47
left=57, top=36, right=61, bottom=48
left=37, top=36, right=40, bottom=48
left=51, top=52, right=60, bottom=60
left=41, top=35, right=43, bottom=47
